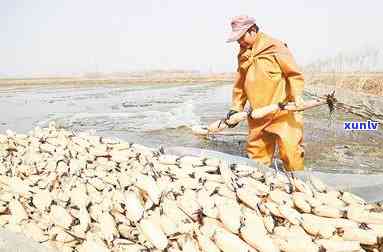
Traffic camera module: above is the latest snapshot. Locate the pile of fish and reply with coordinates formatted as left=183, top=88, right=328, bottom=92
left=0, top=123, right=382, bottom=252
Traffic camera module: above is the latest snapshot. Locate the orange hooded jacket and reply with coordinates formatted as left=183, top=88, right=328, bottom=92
left=231, top=32, right=305, bottom=171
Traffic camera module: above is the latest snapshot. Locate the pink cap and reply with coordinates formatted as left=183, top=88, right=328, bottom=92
left=226, top=15, right=256, bottom=43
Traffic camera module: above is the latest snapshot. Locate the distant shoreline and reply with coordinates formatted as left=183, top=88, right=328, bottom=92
left=0, top=72, right=382, bottom=96
left=0, top=73, right=234, bottom=89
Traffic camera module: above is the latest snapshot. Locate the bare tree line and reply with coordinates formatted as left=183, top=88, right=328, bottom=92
left=304, top=47, right=382, bottom=73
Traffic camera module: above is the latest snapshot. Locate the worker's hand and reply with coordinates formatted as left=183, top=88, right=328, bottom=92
left=225, top=109, right=239, bottom=128
left=278, top=101, right=288, bottom=110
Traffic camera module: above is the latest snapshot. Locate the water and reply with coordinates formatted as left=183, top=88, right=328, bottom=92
left=1, top=82, right=382, bottom=173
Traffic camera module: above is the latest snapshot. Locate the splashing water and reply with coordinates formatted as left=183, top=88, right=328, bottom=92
left=37, top=100, right=201, bottom=133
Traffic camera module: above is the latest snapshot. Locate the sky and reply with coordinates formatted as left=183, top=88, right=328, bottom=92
left=1, top=0, right=383, bottom=77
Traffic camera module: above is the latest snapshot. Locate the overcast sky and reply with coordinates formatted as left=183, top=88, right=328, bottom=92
left=1, top=0, right=382, bottom=76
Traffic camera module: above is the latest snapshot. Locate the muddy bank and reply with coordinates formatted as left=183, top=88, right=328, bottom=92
left=306, top=72, right=383, bottom=96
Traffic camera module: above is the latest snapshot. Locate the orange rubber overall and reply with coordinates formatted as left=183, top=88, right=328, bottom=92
left=231, top=32, right=305, bottom=171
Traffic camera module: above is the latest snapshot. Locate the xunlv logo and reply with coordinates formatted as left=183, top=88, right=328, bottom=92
left=344, top=120, right=379, bottom=131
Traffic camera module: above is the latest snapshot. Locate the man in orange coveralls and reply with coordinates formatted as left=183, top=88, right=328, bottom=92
left=226, top=15, right=305, bottom=171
